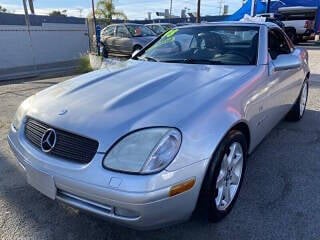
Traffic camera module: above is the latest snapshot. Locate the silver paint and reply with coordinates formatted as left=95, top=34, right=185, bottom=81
left=8, top=22, right=310, bottom=230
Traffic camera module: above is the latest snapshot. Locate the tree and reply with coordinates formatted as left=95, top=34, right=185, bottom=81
left=0, top=5, right=7, bottom=13
left=95, top=0, right=127, bottom=24
left=49, top=10, right=67, bottom=17
left=28, top=0, right=35, bottom=14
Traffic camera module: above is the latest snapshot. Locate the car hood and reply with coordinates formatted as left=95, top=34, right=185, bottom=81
left=28, top=60, right=255, bottom=152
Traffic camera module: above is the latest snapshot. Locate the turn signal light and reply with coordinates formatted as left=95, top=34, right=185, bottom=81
left=169, top=178, right=196, bottom=197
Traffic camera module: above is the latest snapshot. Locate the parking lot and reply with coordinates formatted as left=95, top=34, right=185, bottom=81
left=0, top=47, right=320, bottom=240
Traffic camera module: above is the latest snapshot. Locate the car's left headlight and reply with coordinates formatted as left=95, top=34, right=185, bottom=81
left=12, top=95, right=34, bottom=130
left=103, top=128, right=182, bottom=174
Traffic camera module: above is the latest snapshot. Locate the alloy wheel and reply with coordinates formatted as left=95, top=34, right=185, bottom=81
left=215, top=142, right=244, bottom=211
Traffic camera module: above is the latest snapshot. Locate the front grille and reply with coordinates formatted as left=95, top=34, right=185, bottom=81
left=24, top=117, right=99, bottom=164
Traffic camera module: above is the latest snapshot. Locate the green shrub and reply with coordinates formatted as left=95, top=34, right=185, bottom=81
left=78, top=56, right=93, bottom=74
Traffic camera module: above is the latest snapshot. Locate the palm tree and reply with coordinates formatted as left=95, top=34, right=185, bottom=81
left=95, top=0, right=127, bottom=24
left=0, top=5, right=7, bottom=13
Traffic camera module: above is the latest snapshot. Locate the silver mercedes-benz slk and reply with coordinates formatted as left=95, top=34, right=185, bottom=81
left=8, top=22, right=310, bottom=230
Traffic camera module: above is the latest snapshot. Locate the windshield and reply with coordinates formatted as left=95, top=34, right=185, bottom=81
left=138, top=26, right=259, bottom=65
left=127, top=25, right=156, bottom=37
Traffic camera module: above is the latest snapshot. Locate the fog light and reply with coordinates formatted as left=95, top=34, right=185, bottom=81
left=169, top=178, right=196, bottom=197
left=114, top=207, right=139, bottom=218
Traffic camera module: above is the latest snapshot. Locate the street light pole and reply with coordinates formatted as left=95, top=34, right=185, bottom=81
left=196, top=0, right=201, bottom=23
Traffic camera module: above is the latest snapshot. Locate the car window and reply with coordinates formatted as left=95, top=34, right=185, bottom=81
left=268, top=29, right=291, bottom=60
left=152, top=25, right=163, bottom=34
left=150, top=33, right=195, bottom=55
left=139, top=26, right=259, bottom=65
left=103, top=26, right=115, bottom=37
left=116, top=25, right=130, bottom=38
left=126, top=25, right=156, bottom=37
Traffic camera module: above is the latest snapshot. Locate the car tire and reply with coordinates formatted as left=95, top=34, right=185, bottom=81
left=286, top=80, right=309, bottom=122
left=101, top=45, right=109, bottom=58
left=199, top=130, right=247, bottom=222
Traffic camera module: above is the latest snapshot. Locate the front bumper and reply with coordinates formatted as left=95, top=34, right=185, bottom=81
left=8, top=125, right=208, bottom=230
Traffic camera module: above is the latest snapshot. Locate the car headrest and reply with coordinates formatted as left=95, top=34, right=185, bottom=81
left=198, top=32, right=224, bottom=50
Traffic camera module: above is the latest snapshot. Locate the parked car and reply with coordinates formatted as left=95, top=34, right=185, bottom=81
left=9, top=22, right=309, bottom=230
left=145, top=23, right=176, bottom=35
left=259, top=7, right=316, bottom=43
left=100, top=23, right=157, bottom=57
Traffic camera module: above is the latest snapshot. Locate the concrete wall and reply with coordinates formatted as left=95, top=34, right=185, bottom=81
left=0, top=13, right=89, bottom=81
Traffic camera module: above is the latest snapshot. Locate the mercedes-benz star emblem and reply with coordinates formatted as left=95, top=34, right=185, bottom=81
left=41, top=129, right=57, bottom=153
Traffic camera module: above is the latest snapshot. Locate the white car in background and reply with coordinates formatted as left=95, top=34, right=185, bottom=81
left=259, top=6, right=316, bottom=43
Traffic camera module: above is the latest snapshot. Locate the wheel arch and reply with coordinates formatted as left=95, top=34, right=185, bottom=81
left=229, top=121, right=251, bottom=152
left=200, top=119, right=251, bottom=186
left=194, top=120, right=251, bottom=215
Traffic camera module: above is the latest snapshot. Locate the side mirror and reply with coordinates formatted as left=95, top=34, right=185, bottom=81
left=272, top=54, right=301, bottom=72
left=131, top=49, right=141, bottom=58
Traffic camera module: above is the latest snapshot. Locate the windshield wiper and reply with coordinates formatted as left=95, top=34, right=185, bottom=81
left=138, top=56, right=158, bottom=62
left=160, top=59, right=225, bottom=65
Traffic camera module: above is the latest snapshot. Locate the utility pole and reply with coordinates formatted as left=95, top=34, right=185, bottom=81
left=22, top=0, right=37, bottom=73
left=196, top=0, right=201, bottom=23
left=91, top=0, right=100, bottom=55
left=91, top=0, right=97, bottom=25
left=218, top=0, right=225, bottom=16
left=266, top=0, right=271, bottom=13
left=250, top=0, right=256, bottom=16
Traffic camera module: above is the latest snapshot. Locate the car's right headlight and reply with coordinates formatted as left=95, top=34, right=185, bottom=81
left=12, top=96, right=34, bottom=130
left=103, top=128, right=182, bottom=174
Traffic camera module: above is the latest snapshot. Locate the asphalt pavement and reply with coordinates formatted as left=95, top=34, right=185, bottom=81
left=0, top=48, right=320, bottom=240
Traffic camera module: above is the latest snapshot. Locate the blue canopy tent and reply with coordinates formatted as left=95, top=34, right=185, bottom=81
left=226, top=0, right=320, bottom=32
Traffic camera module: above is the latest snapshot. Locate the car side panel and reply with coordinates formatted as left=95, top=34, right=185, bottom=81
left=167, top=66, right=270, bottom=171
left=114, top=37, right=133, bottom=55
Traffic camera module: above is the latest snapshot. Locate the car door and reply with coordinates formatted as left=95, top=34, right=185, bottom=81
left=114, top=25, right=133, bottom=55
left=265, top=28, right=303, bottom=128
left=101, top=25, right=116, bottom=53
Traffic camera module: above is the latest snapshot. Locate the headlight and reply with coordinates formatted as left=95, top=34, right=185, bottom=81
left=12, top=96, right=34, bottom=130
left=103, top=128, right=182, bottom=174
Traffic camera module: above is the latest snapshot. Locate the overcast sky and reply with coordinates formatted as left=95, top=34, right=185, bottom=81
left=0, top=0, right=244, bottom=19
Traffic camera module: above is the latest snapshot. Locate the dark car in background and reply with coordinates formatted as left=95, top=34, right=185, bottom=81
left=145, top=23, right=176, bottom=35
left=100, top=23, right=157, bottom=57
